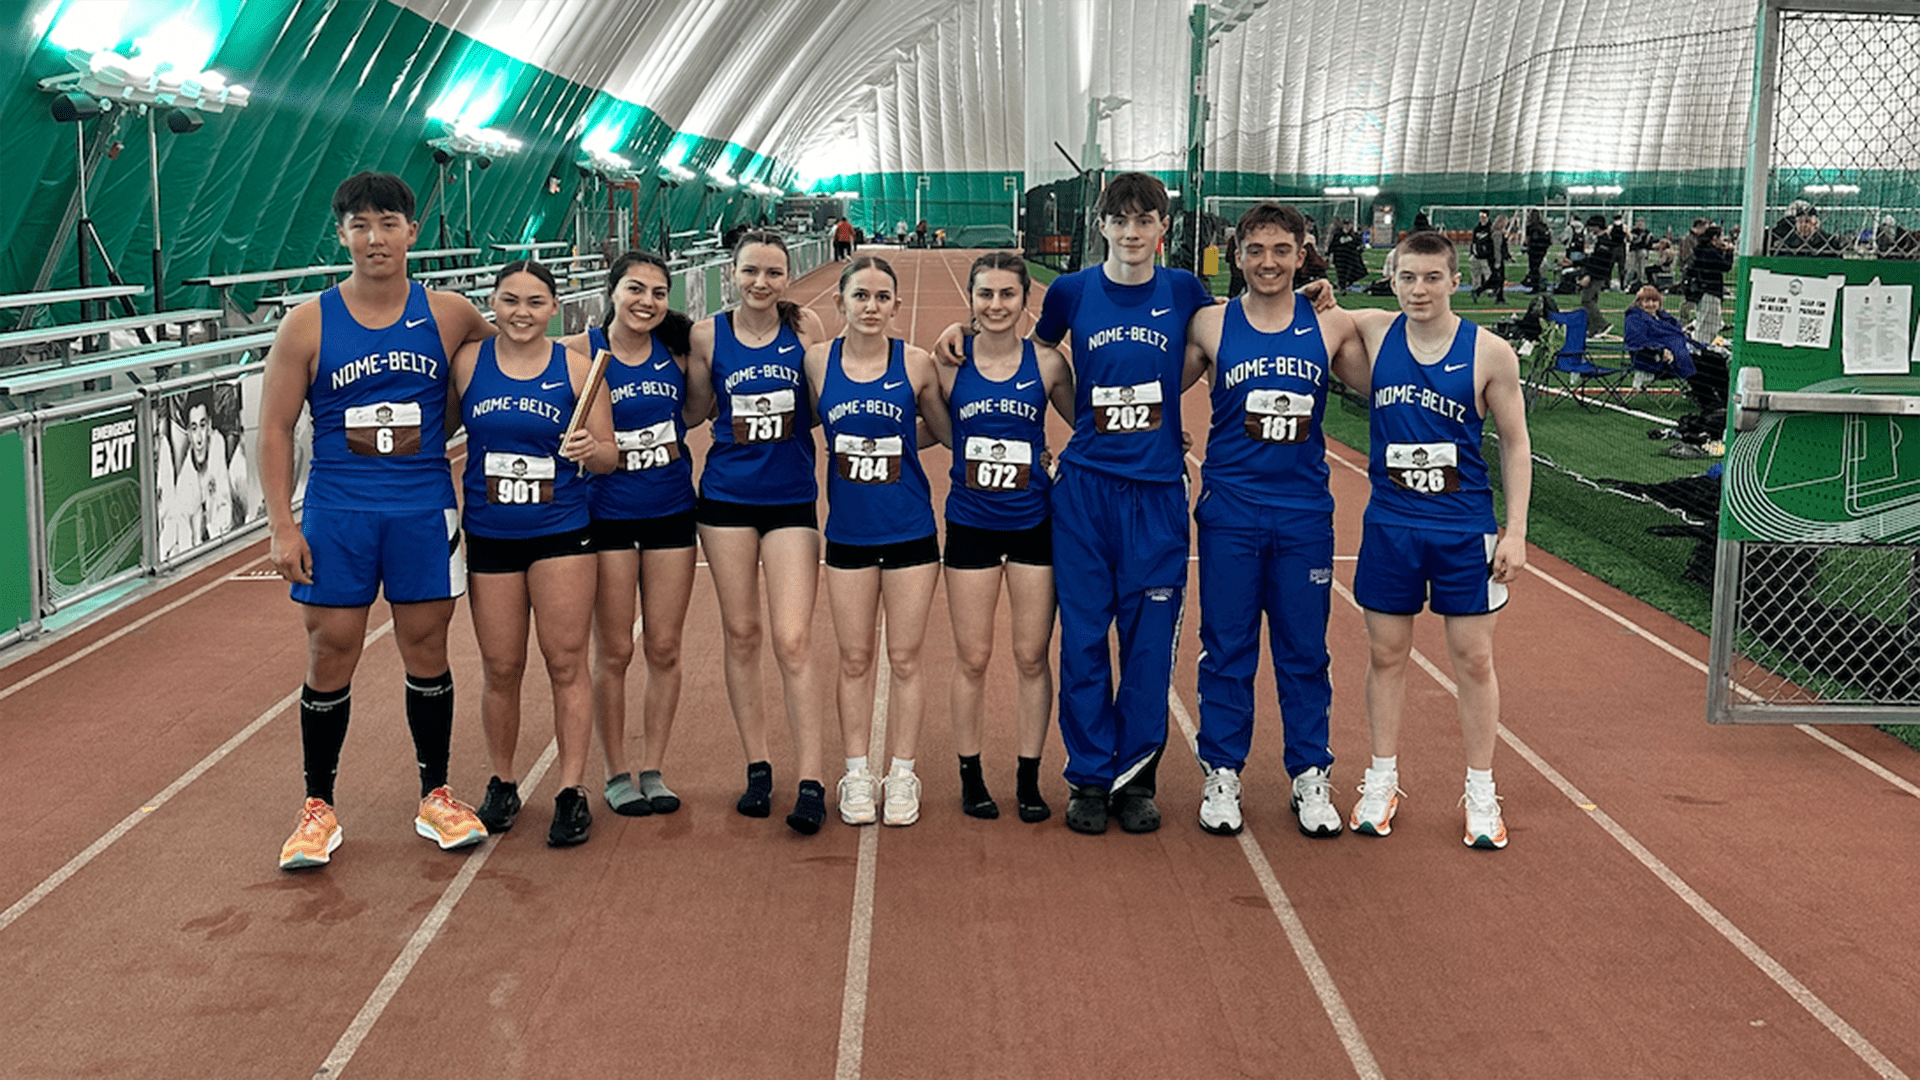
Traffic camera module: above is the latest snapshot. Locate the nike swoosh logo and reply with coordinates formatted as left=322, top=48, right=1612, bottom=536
left=1150, top=307, right=1172, bottom=317
left=1443, top=363, right=1468, bottom=373
left=405, top=318, right=429, bottom=328
left=1016, top=379, right=1037, bottom=390
left=1293, top=326, right=1313, bottom=335
left=540, top=380, right=566, bottom=390
left=654, top=359, right=672, bottom=370
left=883, top=380, right=905, bottom=390
left=778, top=344, right=797, bottom=353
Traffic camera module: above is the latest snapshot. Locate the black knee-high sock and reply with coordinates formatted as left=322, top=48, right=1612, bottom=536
left=405, top=670, right=455, bottom=797
left=301, top=684, right=352, bottom=804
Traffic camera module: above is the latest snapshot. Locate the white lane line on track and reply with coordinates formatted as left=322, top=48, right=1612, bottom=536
left=835, top=621, right=888, bottom=1080
left=0, top=619, right=394, bottom=933
left=1320, top=444, right=1920, bottom=799
left=313, top=737, right=559, bottom=1080
left=0, top=555, right=268, bottom=701
left=1167, top=692, right=1385, bottom=1080
left=1327, top=575, right=1908, bottom=1080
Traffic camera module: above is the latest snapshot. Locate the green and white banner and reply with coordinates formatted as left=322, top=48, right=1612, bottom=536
left=0, top=427, right=34, bottom=631
left=40, top=406, right=143, bottom=603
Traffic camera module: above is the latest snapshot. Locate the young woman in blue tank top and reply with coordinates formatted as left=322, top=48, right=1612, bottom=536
left=558, top=252, right=710, bottom=820
left=685, top=231, right=835, bottom=833
left=454, top=261, right=616, bottom=848
left=936, top=252, right=1074, bottom=824
left=802, top=256, right=951, bottom=828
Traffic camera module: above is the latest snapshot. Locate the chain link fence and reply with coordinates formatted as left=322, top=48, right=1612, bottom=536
left=1711, top=2, right=1920, bottom=721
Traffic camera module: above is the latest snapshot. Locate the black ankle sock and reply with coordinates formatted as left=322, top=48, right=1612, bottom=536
left=1016, top=755, right=1050, bottom=822
left=405, top=670, right=455, bottom=797
left=300, top=684, right=352, bottom=804
left=786, top=779, right=826, bottom=834
left=959, top=754, right=998, bottom=818
left=737, top=760, right=774, bottom=817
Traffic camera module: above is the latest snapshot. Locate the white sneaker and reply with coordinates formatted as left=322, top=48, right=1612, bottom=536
left=838, top=768, right=878, bottom=825
left=1349, top=769, right=1403, bottom=837
left=1461, top=782, right=1508, bottom=850
left=1198, top=767, right=1243, bottom=835
left=1290, top=766, right=1343, bottom=837
left=882, top=768, right=921, bottom=826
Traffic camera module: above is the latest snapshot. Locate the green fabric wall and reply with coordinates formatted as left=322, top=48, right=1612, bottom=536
left=1, top=0, right=795, bottom=322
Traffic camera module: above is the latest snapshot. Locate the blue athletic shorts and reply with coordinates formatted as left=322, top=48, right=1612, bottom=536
left=1352, top=520, right=1507, bottom=616
left=291, top=505, right=465, bottom=608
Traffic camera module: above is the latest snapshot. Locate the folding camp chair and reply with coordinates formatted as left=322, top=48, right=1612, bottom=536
left=1541, top=309, right=1629, bottom=410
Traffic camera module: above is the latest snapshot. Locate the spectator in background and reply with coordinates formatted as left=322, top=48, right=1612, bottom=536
left=1412, top=210, right=1434, bottom=234
left=1562, top=216, right=1586, bottom=259
left=914, top=220, right=930, bottom=248
left=1779, top=210, right=1839, bottom=255
left=1522, top=210, right=1552, bottom=292
left=1625, top=222, right=1653, bottom=290
left=1468, top=210, right=1495, bottom=298
left=1689, top=224, right=1734, bottom=343
left=1578, top=214, right=1620, bottom=336
left=1675, top=217, right=1707, bottom=284
left=1624, top=285, right=1697, bottom=390
left=1769, top=199, right=1812, bottom=254
left=1877, top=216, right=1918, bottom=259
left=1328, top=218, right=1369, bottom=289
left=832, top=218, right=855, bottom=261
left=1649, top=237, right=1676, bottom=288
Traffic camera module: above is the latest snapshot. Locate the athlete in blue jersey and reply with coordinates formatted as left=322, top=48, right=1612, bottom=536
left=1182, top=203, right=1369, bottom=839
left=802, top=257, right=952, bottom=828
left=936, top=252, right=1074, bottom=823
left=1031, top=174, right=1213, bottom=834
left=454, top=262, right=616, bottom=847
left=1316, top=230, right=1532, bottom=850
left=259, top=172, right=495, bottom=871
left=559, top=253, right=710, bottom=821
left=685, top=231, right=835, bottom=834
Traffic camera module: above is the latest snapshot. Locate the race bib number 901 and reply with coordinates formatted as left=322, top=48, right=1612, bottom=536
left=1385, top=441, right=1462, bottom=494
left=834, top=433, right=903, bottom=485
left=1091, top=381, right=1163, bottom=435
left=345, top=401, right=423, bottom=457
left=1244, top=389, right=1313, bottom=445
left=731, top=389, right=796, bottom=444
left=615, top=420, right=680, bottom=472
left=483, top=452, right=557, bottom=505
left=963, top=436, right=1034, bottom=491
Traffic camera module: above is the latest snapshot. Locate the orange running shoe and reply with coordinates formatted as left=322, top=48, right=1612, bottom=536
left=279, top=797, right=342, bottom=870
left=415, top=786, right=488, bottom=851
left=1461, top=783, right=1508, bottom=850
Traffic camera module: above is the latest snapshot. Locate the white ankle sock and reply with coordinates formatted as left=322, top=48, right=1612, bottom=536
left=846, top=756, right=868, bottom=775
left=1467, top=767, right=1494, bottom=788
left=1371, top=755, right=1398, bottom=775
left=890, top=756, right=915, bottom=776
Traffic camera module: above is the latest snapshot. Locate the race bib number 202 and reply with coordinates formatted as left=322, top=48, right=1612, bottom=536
left=1091, top=381, right=1163, bottom=435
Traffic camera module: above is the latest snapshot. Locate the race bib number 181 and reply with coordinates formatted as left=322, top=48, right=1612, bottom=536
left=1244, top=389, right=1312, bottom=444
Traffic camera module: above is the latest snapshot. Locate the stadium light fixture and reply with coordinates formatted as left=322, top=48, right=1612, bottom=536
left=658, top=162, right=695, bottom=185
left=833, top=191, right=861, bottom=200
left=1567, top=184, right=1624, bottom=198
left=1802, top=183, right=1859, bottom=195
left=705, top=167, right=737, bottom=190
left=37, top=47, right=250, bottom=113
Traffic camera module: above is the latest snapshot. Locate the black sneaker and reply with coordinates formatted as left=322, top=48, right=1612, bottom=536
left=476, top=776, right=521, bottom=833
left=548, top=786, right=592, bottom=847
left=1111, top=785, right=1162, bottom=834
left=1065, top=785, right=1109, bottom=835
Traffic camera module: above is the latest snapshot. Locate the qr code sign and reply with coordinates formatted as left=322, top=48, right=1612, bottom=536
left=1794, top=317, right=1823, bottom=345
left=1756, top=312, right=1784, bottom=341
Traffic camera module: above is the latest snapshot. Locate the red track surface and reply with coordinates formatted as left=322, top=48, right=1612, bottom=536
left=4, top=250, right=1918, bottom=1080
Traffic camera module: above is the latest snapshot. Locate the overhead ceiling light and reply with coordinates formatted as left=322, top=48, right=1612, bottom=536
left=658, top=162, right=695, bottom=184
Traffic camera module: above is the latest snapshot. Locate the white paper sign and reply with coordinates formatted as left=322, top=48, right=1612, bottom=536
left=1745, top=269, right=1846, bottom=350
left=1841, top=276, right=1914, bottom=375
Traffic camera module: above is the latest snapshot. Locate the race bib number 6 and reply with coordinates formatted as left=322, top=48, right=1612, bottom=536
left=1386, top=442, right=1462, bottom=494
left=345, top=401, right=422, bottom=457
left=483, top=452, right=556, bottom=505
left=1244, top=389, right=1313, bottom=444
left=834, top=433, right=903, bottom=484
left=963, top=436, right=1033, bottom=491
left=732, top=388, right=796, bottom=444
left=1091, top=381, right=1163, bottom=434
left=615, top=420, right=680, bottom=471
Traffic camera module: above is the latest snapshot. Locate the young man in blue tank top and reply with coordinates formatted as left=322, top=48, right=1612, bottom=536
left=258, top=173, right=497, bottom=870
left=1033, top=173, right=1214, bottom=834
left=1311, top=230, right=1532, bottom=850
left=1182, top=203, right=1370, bottom=839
